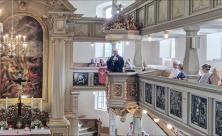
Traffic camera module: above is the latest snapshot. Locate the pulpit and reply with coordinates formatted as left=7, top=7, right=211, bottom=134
left=106, top=72, right=139, bottom=116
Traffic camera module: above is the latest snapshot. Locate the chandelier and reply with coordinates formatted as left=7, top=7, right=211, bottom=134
left=0, top=0, right=27, bottom=57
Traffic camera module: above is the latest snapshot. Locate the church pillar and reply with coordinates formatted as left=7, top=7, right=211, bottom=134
left=48, top=38, right=70, bottom=136
left=133, top=111, right=142, bottom=136
left=109, top=110, right=117, bottom=136
left=69, top=91, right=80, bottom=136
left=133, top=40, right=143, bottom=68
left=64, top=40, right=79, bottom=136
left=183, top=26, right=200, bottom=75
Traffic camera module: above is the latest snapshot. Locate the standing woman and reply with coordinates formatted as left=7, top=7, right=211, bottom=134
left=127, top=122, right=134, bottom=136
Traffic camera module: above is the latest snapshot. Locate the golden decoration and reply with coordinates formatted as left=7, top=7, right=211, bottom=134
left=113, top=84, right=122, bottom=96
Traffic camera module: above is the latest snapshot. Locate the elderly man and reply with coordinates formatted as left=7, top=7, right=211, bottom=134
left=168, top=61, right=180, bottom=78
left=107, top=49, right=124, bottom=72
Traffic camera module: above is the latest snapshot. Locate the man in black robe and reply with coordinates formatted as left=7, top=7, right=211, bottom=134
left=107, top=49, right=124, bottom=72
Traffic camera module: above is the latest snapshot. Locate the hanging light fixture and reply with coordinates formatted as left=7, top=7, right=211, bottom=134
left=164, top=30, right=169, bottom=39
left=0, top=0, right=27, bottom=57
left=148, top=34, right=152, bottom=41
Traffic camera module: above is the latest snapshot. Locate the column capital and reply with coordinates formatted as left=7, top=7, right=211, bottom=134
left=184, top=25, right=200, bottom=36
left=184, top=25, right=200, bottom=32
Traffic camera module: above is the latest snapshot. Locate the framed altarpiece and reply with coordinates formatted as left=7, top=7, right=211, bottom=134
left=0, top=14, right=49, bottom=103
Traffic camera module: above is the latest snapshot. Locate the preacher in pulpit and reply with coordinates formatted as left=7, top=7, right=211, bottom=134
left=107, top=49, right=124, bottom=72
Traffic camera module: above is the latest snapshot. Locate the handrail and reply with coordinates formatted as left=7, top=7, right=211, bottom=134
left=138, top=74, right=222, bottom=96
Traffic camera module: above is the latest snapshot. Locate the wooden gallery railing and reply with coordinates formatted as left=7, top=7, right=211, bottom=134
left=138, top=72, right=222, bottom=136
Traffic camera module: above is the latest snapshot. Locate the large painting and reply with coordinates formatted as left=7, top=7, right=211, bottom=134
left=191, top=95, right=207, bottom=129
left=145, top=83, right=152, bottom=104
left=156, top=86, right=165, bottom=110
left=0, top=16, right=43, bottom=98
left=73, top=72, right=88, bottom=86
left=170, top=90, right=182, bottom=118
left=215, top=101, right=222, bottom=136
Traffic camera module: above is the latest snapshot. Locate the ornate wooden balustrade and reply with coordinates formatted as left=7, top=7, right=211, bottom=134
left=106, top=72, right=140, bottom=118
left=138, top=71, right=222, bottom=136
left=105, top=69, right=222, bottom=135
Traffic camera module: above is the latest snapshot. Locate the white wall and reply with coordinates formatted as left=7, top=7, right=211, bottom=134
left=70, top=1, right=104, bottom=17
left=78, top=91, right=109, bottom=126
left=142, top=41, right=162, bottom=65
left=73, top=42, right=95, bottom=63
left=69, top=0, right=135, bottom=17
left=142, top=36, right=222, bottom=70
left=78, top=91, right=167, bottom=135
left=73, top=42, right=135, bottom=63
left=142, top=114, right=167, bottom=136
left=78, top=91, right=133, bottom=135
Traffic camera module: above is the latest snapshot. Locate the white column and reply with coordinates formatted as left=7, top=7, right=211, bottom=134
left=73, top=92, right=79, bottom=136
left=64, top=40, right=73, bottom=113
left=69, top=92, right=80, bottom=136
left=51, top=38, right=66, bottom=118
left=64, top=40, right=79, bottom=136
left=48, top=38, right=69, bottom=135
left=109, top=110, right=116, bottom=136
left=133, top=40, right=143, bottom=68
left=133, top=111, right=142, bottom=136
left=183, top=26, right=200, bottom=75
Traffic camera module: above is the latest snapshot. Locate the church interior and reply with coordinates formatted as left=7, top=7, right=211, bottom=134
left=0, top=0, right=222, bottom=136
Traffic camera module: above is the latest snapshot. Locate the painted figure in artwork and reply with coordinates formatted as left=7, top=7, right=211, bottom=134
left=0, top=16, right=43, bottom=98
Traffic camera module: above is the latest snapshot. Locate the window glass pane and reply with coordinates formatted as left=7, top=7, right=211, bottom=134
left=160, top=39, right=171, bottom=58
left=171, top=39, right=175, bottom=58
left=105, top=43, right=112, bottom=57
left=95, top=43, right=104, bottom=58
left=207, top=33, right=222, bottom=60
left=116, top=42, right=124, bottom=56
left=106, top=7, right=112, bottom=19
left=94, top=92, right=107, bottom=111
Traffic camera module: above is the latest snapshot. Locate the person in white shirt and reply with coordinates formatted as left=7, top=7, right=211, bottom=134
left=168, top=61, right=180, bottom=78
left=127, top=122, right=134, bottom=136
left=141, top=131, right=149, bottom=136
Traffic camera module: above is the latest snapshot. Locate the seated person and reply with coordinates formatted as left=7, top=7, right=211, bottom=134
left=198, top=64, right=212, bottom=84
left=219, top=79, right=222, bottom=87
left=168, top=61, right=180, bottom=78
left=176, top=64, right=186, bottom=80
left=107, top=49, right=124, bottom=72
left=88, top=59, right=96, bottom=67
left=98, top=58, right=107, bottom=67
left=124, top=58, right=135, bottom=71
left=209, top=68, right=220, bottom=85
left=141, top=131, right=149, bottom=136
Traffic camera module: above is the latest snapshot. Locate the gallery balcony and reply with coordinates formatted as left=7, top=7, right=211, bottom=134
left=105, top=68, right=222, bottom=135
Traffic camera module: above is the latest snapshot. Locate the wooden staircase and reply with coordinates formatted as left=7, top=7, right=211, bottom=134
left=78, top=119, right=100, bottom=136
left=78, top=118, right=117, bottom=136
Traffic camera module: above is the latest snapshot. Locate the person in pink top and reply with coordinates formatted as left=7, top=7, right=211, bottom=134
left=219, top=79, right=222, bottom=87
